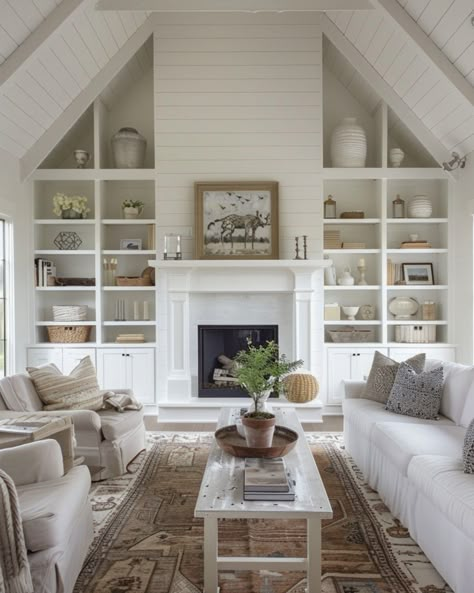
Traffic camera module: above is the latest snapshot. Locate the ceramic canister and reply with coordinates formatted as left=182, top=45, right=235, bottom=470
left=330, top=117, right=367, bottom=168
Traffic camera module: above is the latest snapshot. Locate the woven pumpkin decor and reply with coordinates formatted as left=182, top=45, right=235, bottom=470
left=283, top=372, right=319, bottom=403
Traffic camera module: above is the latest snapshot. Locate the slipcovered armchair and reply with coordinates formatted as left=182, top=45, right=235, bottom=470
left=0, top=373, right=146, bottom=480
left=0, top=439, right=93, bottom=593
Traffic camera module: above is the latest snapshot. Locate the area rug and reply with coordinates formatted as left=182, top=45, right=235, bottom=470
left=74, top=433, right=452, bottom=593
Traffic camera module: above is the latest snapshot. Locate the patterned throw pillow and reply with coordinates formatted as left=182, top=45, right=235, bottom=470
left=463, top=419, right=474, bottom=474
left=27, top=356, right=103, bottom=411
left=363, top=351, right=426, bottom=404
left=386, top=362, right=444, bottom=419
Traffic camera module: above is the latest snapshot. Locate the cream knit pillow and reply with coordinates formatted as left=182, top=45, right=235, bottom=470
left=27, top=356, right=103, bottom=411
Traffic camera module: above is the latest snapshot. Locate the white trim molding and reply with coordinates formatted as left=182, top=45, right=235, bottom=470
left=96, top=0, right=374, bottom=10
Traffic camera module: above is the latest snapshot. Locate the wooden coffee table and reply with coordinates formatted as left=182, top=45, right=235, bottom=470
left=195, top=407, right=333, bottom=593
left=0, top=413, right=75, bottom=473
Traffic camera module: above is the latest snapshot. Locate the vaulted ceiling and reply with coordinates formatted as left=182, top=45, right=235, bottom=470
left=0, top=0, right=472, bottom=176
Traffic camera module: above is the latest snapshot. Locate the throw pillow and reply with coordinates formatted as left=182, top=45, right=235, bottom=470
left=386, top=362, right=444, bottom=419
left=27, top=356, right=103, bottom=411
left=463, top=418, right=474, bottom=474
left=363, top=351, right=426, bottom=404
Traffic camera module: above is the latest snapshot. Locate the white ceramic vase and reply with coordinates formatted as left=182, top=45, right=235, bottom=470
left=389, top=148, right=405, bottom=168
left=331, top=117, right=367, bottom=168
left=408, top=195, right=432, bottom=218
left=111, top=127, right=146, bottom=168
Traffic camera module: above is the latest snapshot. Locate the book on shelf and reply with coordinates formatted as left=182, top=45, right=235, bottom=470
left=147, top=224, right=156, bottom=250
left=34, top=259, right=56, bottom=287
left=115, top=333, right=146, bottom=343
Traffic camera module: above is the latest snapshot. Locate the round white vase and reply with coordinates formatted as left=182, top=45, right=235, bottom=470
left=331, top=117, right=367, bottom=168
left=408, top=195, right=432, bottom=218
left=389, top=148, right=405, bottom=168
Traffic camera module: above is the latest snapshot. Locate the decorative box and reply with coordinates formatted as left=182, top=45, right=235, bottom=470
left=395, top=325, right=436, bottom=343
left=324, top=303, right=341, bottom=321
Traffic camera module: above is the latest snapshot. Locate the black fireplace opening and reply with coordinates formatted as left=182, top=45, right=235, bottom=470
left=198, top=325, right=278, bottom=398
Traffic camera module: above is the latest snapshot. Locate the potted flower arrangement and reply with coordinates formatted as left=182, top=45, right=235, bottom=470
left=52, top=193, right=90, bottom=219
left=122, top=199, right=144, bottom=219
left=234, top=340, right=302, bottom=448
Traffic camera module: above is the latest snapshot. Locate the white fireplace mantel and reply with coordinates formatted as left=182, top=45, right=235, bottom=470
left=151, top=259, right=330, bottom=423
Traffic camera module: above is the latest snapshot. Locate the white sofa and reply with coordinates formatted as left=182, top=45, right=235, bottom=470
left=0, top=373, right=146, bottom=480
left=343, top=359, right=474, bottom=593
left=0, top=439, right=93, bottom=593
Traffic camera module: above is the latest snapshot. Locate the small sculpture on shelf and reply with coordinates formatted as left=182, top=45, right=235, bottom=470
left=337, top=267, right=355, bottom=286
left=73, top=149, right=91, bottom=168
left=389, top=148, right=404, bottom=168
left=53, top=231, right=82, bottom=250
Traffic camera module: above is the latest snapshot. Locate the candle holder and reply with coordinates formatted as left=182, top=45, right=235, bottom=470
left=302, top=235, right=308, bottom=260
left=294, top=236, right=302, bottom=260
left=357, top=265, right=368, bottom=286
left=163, top=234, right=183, bottom=260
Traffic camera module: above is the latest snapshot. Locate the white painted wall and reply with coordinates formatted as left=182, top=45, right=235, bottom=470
left=154, top=12, right=323, bottom=261
left=453, top=152, right=474, bottom=364
left=0, top=149, right=30, bottom=373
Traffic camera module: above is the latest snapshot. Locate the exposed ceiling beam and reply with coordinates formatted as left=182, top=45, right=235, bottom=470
left=321, top=14, right=452, bottom=168
left=0, top=0, right=91, bottom=89
left=20, top=18, right=154, bottom=180
left=370, top=0, right=474, bottom=107
left=96, top=0, right=373, bottom=10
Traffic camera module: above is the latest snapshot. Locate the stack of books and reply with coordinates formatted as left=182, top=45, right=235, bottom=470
left=342, top=242, right=366, bottom=249
left=244, top=457, right=295, bottom=501
left=115, top=333, right=145, bottom=344
left=147, top=224, right=156, bottom=250
left=35, top=258, right=56, bottom=287
left=400, top=240, right=432, bottom=249
left=387, top=258, right=403, bottom=285
left=323, top=229, right=342, bottom=249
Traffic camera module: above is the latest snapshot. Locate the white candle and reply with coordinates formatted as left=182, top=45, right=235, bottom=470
left=143, top=301, right=149, bottom=321
left=163, top=235, right=168, bottom=254
left=358, top=258, right=365, bottom=267
left=176, top=235, right=181, bottom=254
left=133, top=301, right=139, bottom=320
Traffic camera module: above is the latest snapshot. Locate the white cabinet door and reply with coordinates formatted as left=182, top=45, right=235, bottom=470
left=352, top=349, right=381, bottom=382
left=128, top=349, right=155, bottom=404
left=326, top=349, right=354, bottom=404
left=62, top=348, right=96, bottom=374
left=389, top=347, right=455, bottom=363
left=97, top=350, right=128, bottom=391
left=27, top=348, right=63, bottom=370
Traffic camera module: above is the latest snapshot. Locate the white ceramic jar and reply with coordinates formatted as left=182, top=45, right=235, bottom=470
left=408, top=195, right=432, bottom=218
left=111, top=127, right=147, bottom=168
left=331, top=117, right=367, bottom=168
left=389, top=296, right=419, bottom=319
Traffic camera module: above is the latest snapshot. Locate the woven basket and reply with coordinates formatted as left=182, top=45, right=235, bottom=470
left=283, top=373, right=319, bottom=403
left=116, top=276, right=152, bottom=286
left=52, top=305, right=88, bottom=322
left=47, top=326, right=91, bottom=343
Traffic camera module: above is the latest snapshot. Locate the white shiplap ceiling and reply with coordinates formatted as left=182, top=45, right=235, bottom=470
left=0, top=0, right=472, bottom=173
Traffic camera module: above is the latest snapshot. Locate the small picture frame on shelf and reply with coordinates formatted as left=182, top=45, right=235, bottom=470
left=401, top=262, right=434, bottom=285
left=120, top=239, right=142, bottom=250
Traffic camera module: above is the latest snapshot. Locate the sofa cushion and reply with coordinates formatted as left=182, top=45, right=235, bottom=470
left=363, top=351, right=425, bottom=404
left=386, top=363, right=444, bottom=419
left=460, top=382, right=474, bottom=428
left=27, top=357, right=103, bottom=411
left=0, top=375, right=43, bottom=412
left=463, top=419, right=474, bottom=474
left=98, top=407, right=145, bottom=441
left=407, top=455, right=474, bottom=540
left=18, top=465, right=91, bottom=552
left=342, top=398, right=454, bottom=440
left=372, top=422, right=465, bottom=476
left=426, top=359, right=474, bottom=425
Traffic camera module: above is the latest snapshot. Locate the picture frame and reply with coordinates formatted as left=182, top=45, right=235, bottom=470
left=195, top=181, right=279, bottom=259
left=401, top=262, right=434, bottom=285
left=120, top=239, right=142, bottom=250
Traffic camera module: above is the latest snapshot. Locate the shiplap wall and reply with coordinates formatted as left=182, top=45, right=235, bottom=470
left=327, top=7, right=474, bottom=155
left=154, top=13, right=322, bottom=261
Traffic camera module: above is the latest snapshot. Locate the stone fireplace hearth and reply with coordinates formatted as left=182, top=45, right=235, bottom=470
left=151, top=259, right=329, bottom=423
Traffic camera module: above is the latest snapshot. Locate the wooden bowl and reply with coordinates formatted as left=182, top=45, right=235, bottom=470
left=215, top=424, right=298, bottom=458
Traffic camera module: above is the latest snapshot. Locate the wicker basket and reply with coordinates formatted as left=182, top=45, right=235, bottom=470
left=328, top=328, right=375, bottom=343
left=283, top=373, right=319, bottom=403
left=116, top=276, right=152, bottom=286
left=52, top=305, right=88, bottom=322
left=47, top=326, right=91, bottom=343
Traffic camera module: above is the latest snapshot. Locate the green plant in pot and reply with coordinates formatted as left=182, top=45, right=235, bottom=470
left=122, top=199, right=144, bottom=219
left=234, top=340, right=302, bottom=448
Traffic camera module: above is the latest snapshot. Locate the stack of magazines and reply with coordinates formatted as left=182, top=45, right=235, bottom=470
left=244, top=457, right=295, bottom=501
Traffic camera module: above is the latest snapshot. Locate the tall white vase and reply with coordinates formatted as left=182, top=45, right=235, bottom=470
left=331, top=117, right=367, bottom=168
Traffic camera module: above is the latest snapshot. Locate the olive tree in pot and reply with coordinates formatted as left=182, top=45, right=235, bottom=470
left=234, top=340, right=302, bottom=448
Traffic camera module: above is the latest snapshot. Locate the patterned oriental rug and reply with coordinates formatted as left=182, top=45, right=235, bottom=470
left=74, top=433, right=451, bottom=593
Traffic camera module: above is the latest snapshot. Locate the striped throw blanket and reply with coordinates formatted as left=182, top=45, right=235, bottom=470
left=0, top=469, right=33, bottom=593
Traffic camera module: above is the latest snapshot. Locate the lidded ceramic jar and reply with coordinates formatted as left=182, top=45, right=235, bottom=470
left=330, top=117, right=367, bottom=168
left=111, top=127, right=147, bottom=168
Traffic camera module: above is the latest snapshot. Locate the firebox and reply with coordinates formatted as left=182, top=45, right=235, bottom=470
left=198, top=325, right=278, bottom=398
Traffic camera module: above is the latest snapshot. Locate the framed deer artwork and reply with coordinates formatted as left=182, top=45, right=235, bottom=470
left=195, top=181, right=279, bottom=259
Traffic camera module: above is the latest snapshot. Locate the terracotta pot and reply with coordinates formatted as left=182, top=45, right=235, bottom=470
left=241, top=414, right=276, bottom=448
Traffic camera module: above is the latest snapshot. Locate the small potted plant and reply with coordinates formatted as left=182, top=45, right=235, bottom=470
left=122, top=199, right=144, bottom=219
left=234, top=340, right=302, bottom=448
left=52, top=193, right=90, bottom=219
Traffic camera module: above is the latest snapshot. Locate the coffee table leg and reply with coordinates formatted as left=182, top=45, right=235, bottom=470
left=306, top=517, right=321, bottom=593
left=204, top=515, right=218, bottom=593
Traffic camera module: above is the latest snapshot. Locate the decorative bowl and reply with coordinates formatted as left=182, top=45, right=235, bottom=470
left=342, top=306, right=360, bottom=321
left=389, top=296, right=419, bottom=319
left=215, top=424, right=298, bottom=458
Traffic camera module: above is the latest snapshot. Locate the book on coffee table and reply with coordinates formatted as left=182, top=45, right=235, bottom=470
left=244, top=457, right=295, bottom=501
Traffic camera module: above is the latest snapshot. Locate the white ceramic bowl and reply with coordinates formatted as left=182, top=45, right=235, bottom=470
left=342, top=306, right=360, bottom=321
